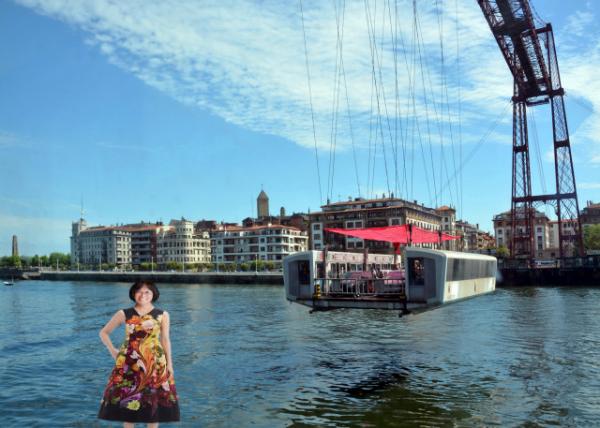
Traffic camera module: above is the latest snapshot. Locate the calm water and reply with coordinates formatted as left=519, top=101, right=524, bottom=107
left=1, top=281, right=600, bottom=427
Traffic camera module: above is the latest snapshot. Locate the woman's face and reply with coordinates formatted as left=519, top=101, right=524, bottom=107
left=135, top=285, right=154, bottom=305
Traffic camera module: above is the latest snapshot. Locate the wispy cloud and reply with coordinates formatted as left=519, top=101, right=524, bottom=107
left=96, top=141, right=156, bottom=153
left=0, top=130, right=28, bottom=148
left=579, top=182, right=600, bottom=190
left=13, top=0, right=511, bottom=154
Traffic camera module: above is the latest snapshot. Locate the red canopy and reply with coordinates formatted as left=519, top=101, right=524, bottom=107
left=324, top=224, right=459, bottom=245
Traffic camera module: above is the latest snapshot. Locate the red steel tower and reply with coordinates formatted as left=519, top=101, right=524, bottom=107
left=477, top=0, right=584, bottom=259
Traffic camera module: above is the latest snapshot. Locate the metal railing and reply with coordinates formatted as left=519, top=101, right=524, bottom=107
left=314, top=277, right=405, bottom=298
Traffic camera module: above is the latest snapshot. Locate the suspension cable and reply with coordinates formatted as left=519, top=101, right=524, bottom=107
left=299, top=0, right=323, bottom=204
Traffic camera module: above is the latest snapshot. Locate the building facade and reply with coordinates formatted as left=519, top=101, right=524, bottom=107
left=211, top=224, right=308, bottom=265
left=308, top=197, right=442, bottom=253
left=70, top=219, right=132, bottom=267
left=581, top=201, right=600, bottom=226
left=157, top=219, right=211, bottom=265
left=493, top=210, right=551, bottom=258
left=436, top=206, right=457, bottom=250
left=120, top=222, right=167, bottom=266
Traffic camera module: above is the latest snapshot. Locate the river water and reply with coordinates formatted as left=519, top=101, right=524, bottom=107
left=1, top=281, right=599, bottom=427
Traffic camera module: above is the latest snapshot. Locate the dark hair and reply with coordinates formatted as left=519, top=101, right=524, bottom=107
left=129, top=281, right=160, bottom=302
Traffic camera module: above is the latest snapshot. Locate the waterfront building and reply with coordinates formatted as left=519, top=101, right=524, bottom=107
left=581, top=201, right=600, bottom=226
left=308, top=196, right=442, bottom=253
left=157, top=219, right=211, bottom=266
left=210, top=224, right=308, bottom=266
left=546, top=219, right=580, bottom=257
left=70, top=218, right=132, bottom=267
left=120, top=222, right=167, bottom=267
left=493, top=210, right=551, bottom=258
left=456, top=220, right=495, bottom=252
left=436, top=206, right=457, bottom=250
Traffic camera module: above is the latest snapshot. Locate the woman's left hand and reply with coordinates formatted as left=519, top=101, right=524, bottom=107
left=168, top=364, right=175, bottom=375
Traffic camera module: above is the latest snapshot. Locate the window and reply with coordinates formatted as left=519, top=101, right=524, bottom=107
left=313, top=234, right=321, bottom=241
left=446, top=259, right=496, bottom=281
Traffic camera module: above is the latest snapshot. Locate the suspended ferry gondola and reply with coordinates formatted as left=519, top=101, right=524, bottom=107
left=283, top=225, right=497, bottom=313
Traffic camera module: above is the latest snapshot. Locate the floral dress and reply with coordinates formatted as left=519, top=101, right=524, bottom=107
left=98, top=308, right=180, bottom=423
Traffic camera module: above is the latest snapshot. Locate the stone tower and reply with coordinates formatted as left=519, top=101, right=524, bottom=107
left=257, top=190, right=269, bottom=219
left=12, top=235, right=18, bottom=258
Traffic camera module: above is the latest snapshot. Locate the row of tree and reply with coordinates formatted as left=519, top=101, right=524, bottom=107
left=0, top=253, right=71, bottom=269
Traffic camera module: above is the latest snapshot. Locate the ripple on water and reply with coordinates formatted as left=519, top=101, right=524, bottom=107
left=2, top=283, right=600, bottom=426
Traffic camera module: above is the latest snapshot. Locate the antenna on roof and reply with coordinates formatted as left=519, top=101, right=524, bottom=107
left=80, top=195, right=85, bottom=220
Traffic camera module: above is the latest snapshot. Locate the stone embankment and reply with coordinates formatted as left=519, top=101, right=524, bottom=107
left=39, top=270, right=283, bottom=284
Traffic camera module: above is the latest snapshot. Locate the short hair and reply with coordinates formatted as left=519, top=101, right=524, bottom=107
left=129, top=281, right=160, bottom=302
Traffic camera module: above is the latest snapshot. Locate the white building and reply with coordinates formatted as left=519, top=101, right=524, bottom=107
left=493, top=210, right=551, bottom=258
left=211, top=224, right=308, bottom=266
left=436, top=205, right=457, bottom=250
left=70, top=219, right=132, bottom=267
left=157, top=219, right=211, bottom=265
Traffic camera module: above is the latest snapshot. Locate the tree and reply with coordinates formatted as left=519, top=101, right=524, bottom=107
left=139, top=262, right=151, bottom=271
left=165, top=261, right=183, bottom=272
left=584, top=224, right=600, bottom=251
left=496, top=245, right=510, bottom=259
left=264, top=261, right=275, bottom=271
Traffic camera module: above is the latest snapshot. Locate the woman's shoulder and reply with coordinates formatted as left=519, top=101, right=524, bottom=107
left=122, top=307, right=135, bottom=319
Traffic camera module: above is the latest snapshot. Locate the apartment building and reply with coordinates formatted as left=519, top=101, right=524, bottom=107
left=70, top=218, right=132, bottom=267
left=157, top=219, right=211, bottom=265
left=211, top=224, right=308, bottom=265
left=308, top=196, right=442, bottom=253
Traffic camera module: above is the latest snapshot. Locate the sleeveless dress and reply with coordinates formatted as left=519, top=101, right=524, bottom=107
left=98, top=307, right=180, bottom=423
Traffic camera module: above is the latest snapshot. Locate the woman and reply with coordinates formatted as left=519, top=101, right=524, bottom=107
left=98, top=281, right=180, bottom=426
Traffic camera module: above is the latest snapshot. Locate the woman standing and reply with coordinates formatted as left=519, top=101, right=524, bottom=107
left=98, top=282, right=180, bottom=426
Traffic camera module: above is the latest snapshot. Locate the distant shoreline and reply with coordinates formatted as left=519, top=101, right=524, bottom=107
left=1, top=269, right=283, bottom=285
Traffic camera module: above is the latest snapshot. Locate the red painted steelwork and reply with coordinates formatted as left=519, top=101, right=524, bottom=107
left=477, top=0, right=584, bottom=258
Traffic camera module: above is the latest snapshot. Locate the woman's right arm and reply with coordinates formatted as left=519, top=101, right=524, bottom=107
left=99, top=310, right=126, bottom=360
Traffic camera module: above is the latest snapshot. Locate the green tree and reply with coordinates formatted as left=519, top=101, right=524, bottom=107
left=165, top=261, right=183, bottom=272
left=139, top=262, right=151, bottom=271
left=496, top=245, right=510, bottom=259
left=584, top=224, right=600, bottom=251
left=264, top=261, right=275, bottom=271
left=31, top=255, right=40, bottom=268
left=0, top=256, right=21, bottom=268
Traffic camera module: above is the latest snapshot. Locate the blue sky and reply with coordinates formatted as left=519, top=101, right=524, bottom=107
left=1, top=0, right=599, bottom=256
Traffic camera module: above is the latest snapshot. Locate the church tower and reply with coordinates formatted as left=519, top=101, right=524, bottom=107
left=257, top=190, right=269, bottom=219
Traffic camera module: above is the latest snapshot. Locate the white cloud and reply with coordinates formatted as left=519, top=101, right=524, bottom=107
left=13, top=0, right=512, bottom=156
left=579, top=182, right=600, bottom=190
left=96, top=141, right=156, bottom=153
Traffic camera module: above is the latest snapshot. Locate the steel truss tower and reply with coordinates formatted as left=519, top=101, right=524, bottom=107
left=477, top=0, right=584, bottom=259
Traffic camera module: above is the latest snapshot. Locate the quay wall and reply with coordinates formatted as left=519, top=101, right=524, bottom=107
left=499, top=267, right=600, bottom=286
left=30, top=271, right=283, bottom=285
